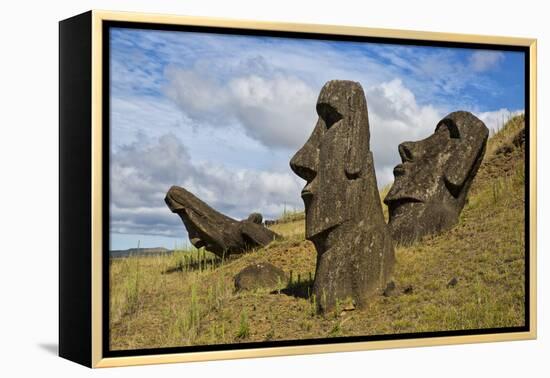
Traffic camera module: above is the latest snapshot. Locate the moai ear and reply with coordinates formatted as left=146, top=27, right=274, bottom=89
left=443, top=117, right=489, bottom=196
left=344, top=93, right=370, bottom=179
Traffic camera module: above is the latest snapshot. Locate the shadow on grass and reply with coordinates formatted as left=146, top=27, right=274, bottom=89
left=273, top=278, right=314, bottom=299
left=163, top=259, right=222, bottom=274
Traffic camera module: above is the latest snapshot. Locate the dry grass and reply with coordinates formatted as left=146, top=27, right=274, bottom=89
left=110, top=115, right=526, bottom=350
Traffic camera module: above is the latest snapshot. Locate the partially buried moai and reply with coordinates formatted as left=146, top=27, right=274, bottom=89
left=290, top=80, right=395, bottom=312
left=384, top=111, right=489, bottom=246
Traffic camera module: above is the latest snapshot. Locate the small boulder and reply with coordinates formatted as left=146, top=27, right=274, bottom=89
left=512, top=128, right=525, bottom=148
left=383, top=281, right=397, bottom=297
left=403, top=285, right=414, bottom=295
left=342, top=302, right=356, bottom=312
left=447, top=277, right=458, bottom=288
left=234, top=262, right=286, bottom=291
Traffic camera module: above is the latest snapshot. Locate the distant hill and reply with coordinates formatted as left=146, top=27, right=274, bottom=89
left=110, top=247, right=172, bottom=258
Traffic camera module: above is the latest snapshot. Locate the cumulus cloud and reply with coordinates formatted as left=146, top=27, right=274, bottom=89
left=163, top=67, right=448, bottom=187
left=477, top=108, right=524, bottom=133
left=364, top=79, right=523, bottom=186
left=469, top=51, right=505, bottom=72
left=165, top=66, right=318, bottom=149
left=366, top=79, right=445, bottom=186
left=110, top=133, right=304, bottom=238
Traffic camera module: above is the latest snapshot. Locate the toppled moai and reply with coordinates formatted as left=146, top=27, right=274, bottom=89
left=165, top=186, right=279, bottom=258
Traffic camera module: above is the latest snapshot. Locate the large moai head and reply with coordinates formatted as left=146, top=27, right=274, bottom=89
left=290, top=80, right=372, bottom=240
left=290, top=80, right=394, bottom=312
left=384, top=111, right=489, bottom=245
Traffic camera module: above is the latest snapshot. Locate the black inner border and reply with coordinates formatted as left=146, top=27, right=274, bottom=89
left=102, top=20, right=531, bottom=358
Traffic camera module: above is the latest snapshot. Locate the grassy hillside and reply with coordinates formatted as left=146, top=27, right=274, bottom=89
left=110, top=115, right=526, bottom=350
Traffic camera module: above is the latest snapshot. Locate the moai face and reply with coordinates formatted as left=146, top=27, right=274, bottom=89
left=384, top=111, right=489, bottom=245
left=290, top=80, right=371, bottom=241
left=165, top=185, right=230, bottom=252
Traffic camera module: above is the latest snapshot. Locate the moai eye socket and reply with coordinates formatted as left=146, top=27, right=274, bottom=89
left=436, top=118, right=461, bottom=139
left=316, top=102, right=343, bottom=129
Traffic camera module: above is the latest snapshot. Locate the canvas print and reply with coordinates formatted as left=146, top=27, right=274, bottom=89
left=108, top=26, right=527, bottom=352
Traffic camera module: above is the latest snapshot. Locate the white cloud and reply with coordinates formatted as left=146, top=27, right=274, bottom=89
left=164, top=67, right=230, bottom=122
left=469, top=51, right=505, bottom=72
left=163, top=65, right=447, bottom=188
left=476, top=108, right=524, bottom=133
left=110, top=96, right=185, bottom=150
left=364, top=79, right=523, bottom=187
left=366, top=79, right=445, bottom=187
left=166, top=67, right=318, bottom=149
left=110, top=133, right=304, bottom=238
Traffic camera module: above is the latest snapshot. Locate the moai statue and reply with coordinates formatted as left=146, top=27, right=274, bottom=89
left=290, top=80, right=395, bottom=312
left=165, top=186, right=279, bottom=257
left=384, top=111, right=489, bottom=245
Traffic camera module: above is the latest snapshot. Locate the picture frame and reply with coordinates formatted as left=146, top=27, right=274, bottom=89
left=59, top=10, right=537, bottom=368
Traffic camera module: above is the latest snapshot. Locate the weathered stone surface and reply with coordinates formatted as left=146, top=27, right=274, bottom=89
left=290, top=80, right=395, bottom=312
left=384, top=111, right=489, bottom=246
left=246, top=212, right=263, bottom=224
left=513, top=128, right=525, bottom=148
left=382, top=281, right=397, bottom=297
left=234, top=262, right=286, bottom=291
left=165, top=186, right=279, bottom=258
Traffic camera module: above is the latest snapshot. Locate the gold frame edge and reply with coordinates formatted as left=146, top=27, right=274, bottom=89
left=528, top=40, right=537, bottom=338
left=91, top=10, right=104, bottom=368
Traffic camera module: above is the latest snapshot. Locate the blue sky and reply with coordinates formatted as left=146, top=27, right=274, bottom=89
left=109, top=27, right=525, bottom=250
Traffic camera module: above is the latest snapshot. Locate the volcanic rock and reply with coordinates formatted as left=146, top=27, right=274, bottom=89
left=384, top=111, right=489, bottom=245
left=234, top=262, right=287, bottom=291
left=290, top=80, right=395, bottom=312
left=165, top=186, right=279, bottom=258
